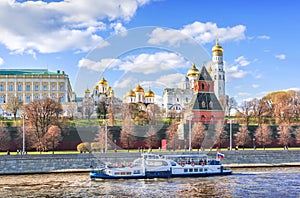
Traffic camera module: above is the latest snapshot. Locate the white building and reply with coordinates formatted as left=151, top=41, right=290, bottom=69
left=163, top=40, right=226, bottom=117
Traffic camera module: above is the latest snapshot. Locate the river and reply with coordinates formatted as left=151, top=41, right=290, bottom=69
left=0, top=167, right=299, bottom=198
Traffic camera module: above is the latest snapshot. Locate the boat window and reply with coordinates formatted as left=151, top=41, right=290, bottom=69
left=170, top=161, right=177, bottom=166
left=121, top=172, right=126, bottom=175
left=184, top=169, right=188, bottom=173
left=115, top=172, right=120, bottom=175
left=204, top=168, right=208, bottom=172
left=133, top=170, right=140, bottom=174
left=199, top=168, right=203, bottom=172
left=194, top=168, right=198, bottom=172
left=189, top=169, right=193, bottom=172
left=126, top=172, right=131, bottom=175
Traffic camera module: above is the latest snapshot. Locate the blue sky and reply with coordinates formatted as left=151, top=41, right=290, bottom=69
left=0, top=0, right=299, bottom=104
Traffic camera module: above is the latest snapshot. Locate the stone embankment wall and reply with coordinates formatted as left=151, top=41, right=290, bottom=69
left=0, top=150, right=300, bottom=175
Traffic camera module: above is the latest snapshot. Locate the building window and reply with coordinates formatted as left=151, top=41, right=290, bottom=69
left=201, top=83, right=205, bottom=90
left=201, top=101, right=206, bottom=108
left=25, top=95, right=30, bottom=103
left=43, top=84, right=48, bottom=91
left=35, top=84, right=39, bottom=91
left=34, top=95, right=39, bottom=100
left=186, top=97, right=188, bottom=102
left=26, top=84, right=30, bottom=91
left=0, top=95, right=5, bottom=103
left=0, top=84, right=4, bottom=92
left=52, top=84, right=56, bottom=91
left=60, top=96, right=64, bottom=102
left=176, top=98, right=179, bottom=102
left=209, top=101, right=213, bottom=108
left=18, top=84, right=22, bottom=91
left=60, top=84, right=64, bottom=91
left=9, top=84, right=13, bottom=91
left=18, top=95, right=22, bottom=101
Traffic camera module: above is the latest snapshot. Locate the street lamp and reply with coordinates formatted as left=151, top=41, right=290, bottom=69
left=20, top=112, right=27, bottom=155
left=184, top=111, right=193, bottom=152
left=253, top=138, right=256, bottom=150
left=229, top=119, right=232, bottom=151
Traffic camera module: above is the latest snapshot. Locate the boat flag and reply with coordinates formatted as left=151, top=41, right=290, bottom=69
left=217, top=152, right=225, bottom=159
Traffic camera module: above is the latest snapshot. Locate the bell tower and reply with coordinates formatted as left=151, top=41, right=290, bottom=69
left=211, top=38, right=225, bottom=108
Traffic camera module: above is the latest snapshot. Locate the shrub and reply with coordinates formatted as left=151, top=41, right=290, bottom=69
left=77, top=142, right=91, bottom=153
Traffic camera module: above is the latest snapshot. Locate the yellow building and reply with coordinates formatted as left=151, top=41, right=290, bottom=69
left=0, top=69, right=73, bottom=105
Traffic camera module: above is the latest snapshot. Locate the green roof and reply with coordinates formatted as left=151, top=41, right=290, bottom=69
left=0, top=69, right=67, bottom=76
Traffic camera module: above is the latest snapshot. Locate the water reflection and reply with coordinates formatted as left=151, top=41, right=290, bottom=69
left=0, top=167, right=299, bottom=197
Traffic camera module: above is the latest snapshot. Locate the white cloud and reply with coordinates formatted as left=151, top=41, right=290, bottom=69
left=155, top=73, right=185, bottom=88
left=257, top=35, right=270, bottom=40
left=0, top=57, right=4, bottom=65
left=78, top=58, right=121, bottom=72
left=234, top=56, right=250, bottom=67
left=148, top=21, right=246, bottom=46
left=252, top=84, right=260, bottom=88
left=238, top=92, right=251, bottom=97
left=114, top=77, right=135, bottom=89
left=0, top=0, right=149, bottom=54
left=275, top=54, right=286, bottom=60
left=110, top=22, right=127, bottom=37
left=118, top=52, right=190, bottom=74
left=224, top=61, right=248, bottom=81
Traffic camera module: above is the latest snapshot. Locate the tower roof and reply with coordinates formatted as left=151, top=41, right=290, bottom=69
left=145, top=88, right=155, bottom=97
left=98, top=76, right=108, bottom=85
left=190, top=92, right=223, bottom=111
left=197, top=66, right=213, bottom=81
left=127, top=89, right=136, bottom=97
left=212, top=38, right=223, bottom=53
left=134, top=83, right=144, bottom=93
left=187, top=64, right=200, bottom=77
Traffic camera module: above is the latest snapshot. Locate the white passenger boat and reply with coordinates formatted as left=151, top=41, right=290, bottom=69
left=90, top=153, right=231, bottom=180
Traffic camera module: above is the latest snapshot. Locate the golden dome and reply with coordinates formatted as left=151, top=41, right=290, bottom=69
left=85, top=88, right=91, bottom=94
left=212, top=38, right=223, bottom=53
left=110, top=89, right=114, bottom=95
left=98, top=77, right=108, bottom=85
left=187, top=64, right=200, bottom=77
left=127, top=89, right=136, bottom=97
left=93, top=85, right=99, bottom=90
left=145, top=89, right=155, bottom=97
left=134, top=83, right=144, bottom=93
left=108, top=86, right=112, bottom=91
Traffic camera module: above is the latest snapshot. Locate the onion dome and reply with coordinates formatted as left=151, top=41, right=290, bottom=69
left=108, top=86, right=112, bottom=91
left=145, top=88, right=155, bottom=97
left=93, top=85, right=99, bottom=90
left=134, top=83, right=144, bottom=93
left=212, top=38, right=223, bottom=53
left=127, top=89, right=136, bottom=97
left=187, top=64, right=200, bottom=77
left=85, top=88, right=91, bottom=94
left=98, top=77, right=108, bottom=85
left=110, top=89, right=114, bottom=95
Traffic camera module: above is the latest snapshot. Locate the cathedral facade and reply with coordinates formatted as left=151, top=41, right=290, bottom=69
left=162, top=39, right=226, bottom=118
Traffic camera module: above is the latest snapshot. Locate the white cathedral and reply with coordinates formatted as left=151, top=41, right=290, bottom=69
left=162, top=39, right=226, bottom=117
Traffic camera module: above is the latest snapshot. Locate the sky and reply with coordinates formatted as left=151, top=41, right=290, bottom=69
left=0, top=0, right=299, bottom=104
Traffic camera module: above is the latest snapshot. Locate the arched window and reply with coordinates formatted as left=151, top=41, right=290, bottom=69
left=209, top=101, right=213, bottom=108
left=201, top=101, right=206, bottom=108
left=201, top=83, right=205, bottom=90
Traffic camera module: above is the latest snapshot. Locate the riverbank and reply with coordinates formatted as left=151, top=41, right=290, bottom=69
left=1, top=150, right=300, bottom=175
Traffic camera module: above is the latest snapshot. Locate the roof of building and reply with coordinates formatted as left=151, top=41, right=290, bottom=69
left=0, top=69, right=67, bottom=76
left=190, top=92, right=223, bottom=111
left=197, top=66, right=213, bottom=81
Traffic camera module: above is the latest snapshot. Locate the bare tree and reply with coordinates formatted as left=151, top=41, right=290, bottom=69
left=6, top=95, right=23, bottom=120
left=66, top=103, right=76, bottom=119
left=166, top=120, right=179, bottom=151
left=95, top=125, right=112, bottom=152
left=213, top=120, right=228, bottom=148
left=0, top=126, right=10, bottom=151
left=237, top=100, right=252, bottom=126
left=83, top=97, right=94, bottom=120
left=146, top=103, right=163, bottom=125
left=120, top=117, right=135, bottom=152
left=255, top=124, right=272, bottom=150
left=277, top=122, right=292, bottom=149
left=145, top=126, right=158, bottom=149
left=226, top=97, right=237, bottom=117
left=235, top=125, right=250, bottom=150
left=43, top=125, right=62, bottom=154
left=295, top=127, right=300, bottom=145
left=23, top=98, right=63, bottom=152
left=191, top=122, right=206, bottom=150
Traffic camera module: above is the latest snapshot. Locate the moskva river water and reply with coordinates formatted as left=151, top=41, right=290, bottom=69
left=0, top=167, right=299, bottom=198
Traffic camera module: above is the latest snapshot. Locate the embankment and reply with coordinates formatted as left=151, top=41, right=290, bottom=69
left=0, top=150, right=300, bottom=175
